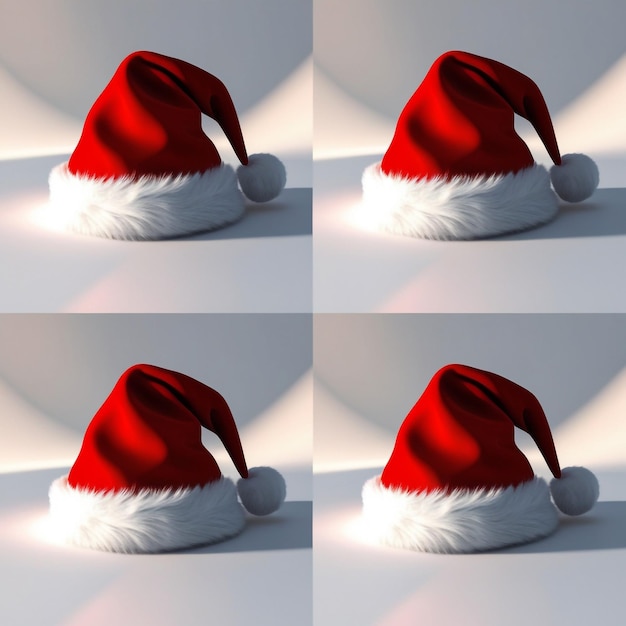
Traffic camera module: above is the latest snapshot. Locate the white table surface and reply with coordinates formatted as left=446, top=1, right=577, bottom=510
left=314, top=465, right=625, bottom=626
left=0, top=467, right=311, bottom=626
left=314, top=153, right=626, bottom=313
left=0, top=154, right=311, bottom=313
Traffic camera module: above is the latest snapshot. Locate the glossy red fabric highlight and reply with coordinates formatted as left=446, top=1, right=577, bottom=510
left=381, top=364, right=562, bottom=494
left=381, top=51, right=562, bottom=181
left=68, top=364, right=249, bottom=493
left=68, top=51, right=249, bottom=179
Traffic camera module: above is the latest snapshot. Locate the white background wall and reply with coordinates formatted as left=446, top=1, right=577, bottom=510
left=0, top=0, right=313, bottom=185
left=315, top=314, right=626, bottom=473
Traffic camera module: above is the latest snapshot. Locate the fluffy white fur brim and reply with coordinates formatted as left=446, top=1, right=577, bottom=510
left=48, top=162, right=245, bottom=240
left=48, top=475, right=245, bottom=553
left=361, top=162, right=559, bottom=240
left=362, top=475, right=559, bottom=553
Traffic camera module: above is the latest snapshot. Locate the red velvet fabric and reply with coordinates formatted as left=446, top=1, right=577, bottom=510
left=68, top=51, right=249, bottom=179
left=381, top=51, right=562, bottom=180
left=381, top=364, right=562, bottom=493
left=68, top=364, right=249, bottom=492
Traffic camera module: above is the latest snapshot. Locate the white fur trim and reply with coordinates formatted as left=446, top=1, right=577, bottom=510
left=237, top=466, right=286, bottom=516
left=550, top=153, right=599, bottom=203
left=361, top=162, right=558, bottom=240
left=48, top=162, right=245, bottom=240
left=48, top=475, right=245, bottom=553
left=237, top=153, right=286, bottom=203
left=361, top=475, right=559, bottom=553
left=550, top=466, right=599, bottom=516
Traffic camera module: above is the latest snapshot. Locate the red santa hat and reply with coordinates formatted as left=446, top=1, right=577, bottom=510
left=362, top=51, right=599, bottom=240
left=48, top=364, right=286, bottom=553
left=362, top=364, right=599, bottom=553
left=48, top=51, right=286, bottom=240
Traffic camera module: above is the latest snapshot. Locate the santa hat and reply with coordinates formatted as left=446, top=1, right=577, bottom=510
left=362, top=51, right=599, bottom=240
left=48, top=364, right=286, bottom=553
left=48, top=51, right=286, bottom=240
left=362, top=364, right=599, bottom=553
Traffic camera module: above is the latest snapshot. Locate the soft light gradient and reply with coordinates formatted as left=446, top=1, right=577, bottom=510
left=0, top=2, right=312, bottom=313
left=0, top=313, right=312, bottom=625
left=314, top=7, right=626, bottom=312
left=314, top=313, right=626, bottom=626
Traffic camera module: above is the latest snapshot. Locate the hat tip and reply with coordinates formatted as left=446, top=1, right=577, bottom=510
left=550, top=466, right=599, bottom=516
left=237, top=466, right=286, bottom=516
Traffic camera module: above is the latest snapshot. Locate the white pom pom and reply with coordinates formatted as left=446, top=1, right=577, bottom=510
left=237, top=153, right=286, bottom=203
left=550, top=153, right=599, bottom=202
left=237, top=466, right=286, bottom=516
left=550, top=466, right=599, bottom=516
